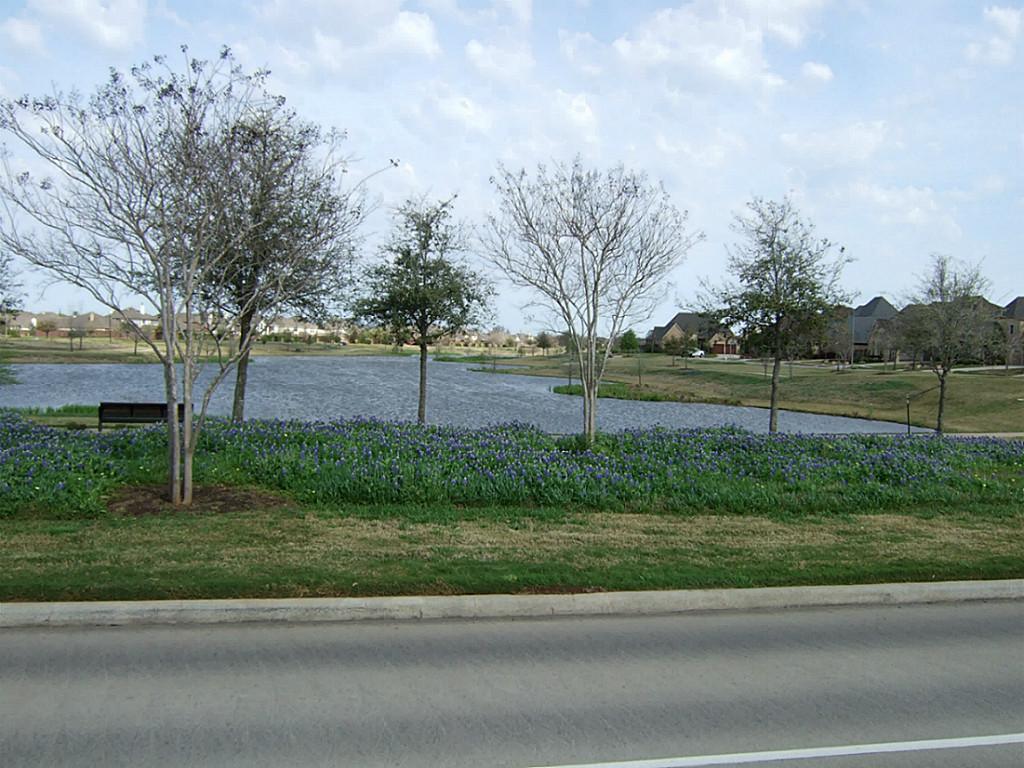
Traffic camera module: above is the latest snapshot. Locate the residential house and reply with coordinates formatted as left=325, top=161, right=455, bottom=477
left=646, top=311, right=739, bottom=355
left=998, top=296, right=1024, bottom=365
left=855, top=296, right=898, bottom=359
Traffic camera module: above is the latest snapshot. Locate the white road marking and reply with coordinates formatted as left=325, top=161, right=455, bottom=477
left=530, top=732, right=1024, bottom=768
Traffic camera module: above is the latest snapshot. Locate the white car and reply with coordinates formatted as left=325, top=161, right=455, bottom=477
left=690, top=349, right=706, bottom=358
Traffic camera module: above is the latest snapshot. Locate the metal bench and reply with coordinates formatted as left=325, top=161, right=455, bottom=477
left=98, top=402, right=188, bottom=431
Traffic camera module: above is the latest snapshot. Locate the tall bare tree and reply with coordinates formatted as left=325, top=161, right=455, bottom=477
left=484, top=158, right=702, bottom=441
left=706, top=197, right=849, bottom=433
left=903, top=254, right=993, bottom=433
left=0, top=250, right=18, bottom=383
left=0, top=47, right=295, bottom=505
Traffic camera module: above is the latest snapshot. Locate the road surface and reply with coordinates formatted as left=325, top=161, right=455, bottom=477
left=2, top=600, right=1022, bottom=767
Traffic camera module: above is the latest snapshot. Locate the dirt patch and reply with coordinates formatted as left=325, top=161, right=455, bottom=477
left=107, top=484, right=296, bottom=517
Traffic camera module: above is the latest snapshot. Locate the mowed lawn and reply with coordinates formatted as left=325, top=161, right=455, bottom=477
left=483, top=353, right=1024, bottom=434
left=4, top=505, right=1022, bottom=601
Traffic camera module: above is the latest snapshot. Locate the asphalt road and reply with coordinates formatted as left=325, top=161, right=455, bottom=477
left=1, top=601, right=1022, bottom=767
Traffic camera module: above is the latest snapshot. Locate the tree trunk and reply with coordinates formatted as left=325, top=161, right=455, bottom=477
left=769, top=351, right=783, bottom=433
left=936, top=372, right=947, bottom=435
left=163, top=362, right=182, bottom=506
left=417, top=341, right=428, bottom=424
left=584, top=380, right=597, bottom=442
left=232, top=349, right=251, bottom=422
left=180, top=309, right=198, bottom=507
left=231, top=308, right=255, bottom=422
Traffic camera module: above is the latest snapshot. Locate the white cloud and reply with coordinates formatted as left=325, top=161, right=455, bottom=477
left=305, top=10, right=440, bottom=73
left=736, top=0, right=827, bottom=46
left=555, top=90, right=598, bottom=143
left=312, top=30, right=347, bottom=73
left=966, top=5, right=1021, bottom=64
left=496, top=0, right=532, bottom=26
left=28, top=0, right=146, bottom=50
left=559, top=30, right=603, bottom=75
left=985, top=5, right=1022, bottom=38
left=801, top=61, right=833, bottom=82
left=612, top=1, right=803, bottom=88
left=1, top=17, right=45, bottom=53
left=655, top=130, right=745, bottom=167
left=781, top=121, right=887, bottom=166
left=465, top=39, right=534, bottom=81
left=419, top=0, right=531, bottom=28
left=434, top=92, right=493, bottom=133
left=380, top=11, right=441, bottom=58
left=847, top=181, right=961, bottom=238
left=949, top=174, right=1007, bottom=202
left=0, top=65, right=19, bottom=97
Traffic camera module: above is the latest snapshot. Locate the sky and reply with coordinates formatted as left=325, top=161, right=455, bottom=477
left=0, top=0, right=1021, bottom=334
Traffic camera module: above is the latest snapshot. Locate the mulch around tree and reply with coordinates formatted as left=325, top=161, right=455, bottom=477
left=107, top=484, right=296, bottom=517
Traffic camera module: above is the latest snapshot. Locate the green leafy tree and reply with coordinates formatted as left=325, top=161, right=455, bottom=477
left=902, top=254, right=993, bottom=433
left=355, top=198, right=492, bottom=424
left=36, top=319, right=56, bottom=339
left=661, top=335, right=685, bottom=364
left=201, top=107, right=372, bottom=422
left=706, top=197, right=849, bottom=432
left=618, top=329, right=640, bottom=354
left=535, top=331, right=554, bottom=355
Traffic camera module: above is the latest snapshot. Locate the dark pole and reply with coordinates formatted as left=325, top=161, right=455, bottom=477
left=906, top=396, right=911, bottom=435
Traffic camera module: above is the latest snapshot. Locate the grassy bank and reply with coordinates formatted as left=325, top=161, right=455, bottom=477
left=4, top=506, right=1021, bottom=601
left=1, top=411, right=1021, bottom=600
left=476, top=354, right=1024, bottom=433
left=0, top=336, right=431, bottom=364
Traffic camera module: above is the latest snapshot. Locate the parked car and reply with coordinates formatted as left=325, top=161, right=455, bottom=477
left=690, top=349, right=706, bottom=358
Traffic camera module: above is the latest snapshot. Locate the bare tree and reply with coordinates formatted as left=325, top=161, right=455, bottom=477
left=706, top=197, right=849, bottom=432
left=483, top=158, right=702, bottom=441
left=903, top=254, right=993, bottom=433
left=0, top=249, right=17, bottom=317
left=0, top=47, right=290, bottom=505
left=0, top=250, right=18, bottom=382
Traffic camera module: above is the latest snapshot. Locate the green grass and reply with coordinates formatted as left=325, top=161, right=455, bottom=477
left=552, top=382, right=737, bottom=405
left=2, top=504, right=1021, bottom=601
left=478, top=353, right=1024, bottom=433
left=0, top=336, right=432, bottom=363
left=16, top=404, right=98, bottom=416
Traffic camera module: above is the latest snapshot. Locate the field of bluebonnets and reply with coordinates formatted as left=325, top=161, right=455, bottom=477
left=2, top=409, right=1022, bottom=518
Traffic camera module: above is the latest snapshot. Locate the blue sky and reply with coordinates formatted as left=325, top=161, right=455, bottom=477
left=1, top=1, right=1021, bottom=333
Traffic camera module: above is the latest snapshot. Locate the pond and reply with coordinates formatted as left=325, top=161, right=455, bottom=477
left=1, top=356, right=919, bottom=434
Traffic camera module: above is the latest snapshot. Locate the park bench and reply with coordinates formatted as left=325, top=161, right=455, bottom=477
left=98, top=402, right=188, bottom=431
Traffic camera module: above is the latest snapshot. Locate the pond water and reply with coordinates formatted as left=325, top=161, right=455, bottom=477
left=1, top=355, right=918, bottom=434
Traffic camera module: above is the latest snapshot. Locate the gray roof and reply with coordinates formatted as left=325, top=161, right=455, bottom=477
left=1003, top=297, right=1024, bottom=320
left=647, top=311, right=714, bottom=343
left=850, top=297, right=898, bottom=345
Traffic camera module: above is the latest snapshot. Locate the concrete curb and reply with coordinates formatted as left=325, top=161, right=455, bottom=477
left=2, top=579, right=1022, bottom=628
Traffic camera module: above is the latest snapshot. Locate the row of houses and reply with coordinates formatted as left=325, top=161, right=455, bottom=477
left=1, top=309, right=339, bottom=340
left=646, top=295, right=1024, bottom=363
left=839, top=295, right=1023, bottom=363
left=0, top=309, right=542, bottom=350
